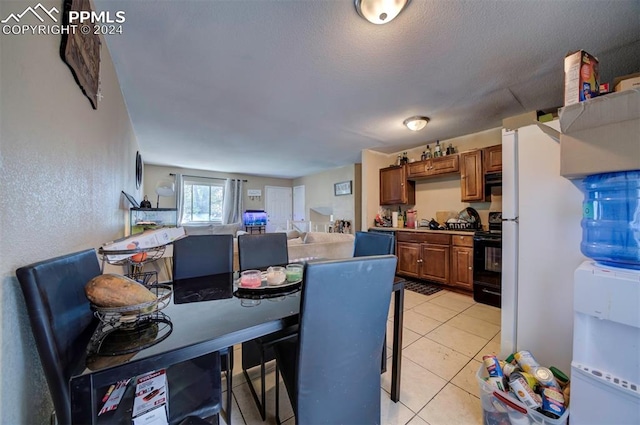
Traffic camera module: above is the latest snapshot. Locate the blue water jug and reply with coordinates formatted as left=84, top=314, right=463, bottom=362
left=581, top=170, right=640, bottom=269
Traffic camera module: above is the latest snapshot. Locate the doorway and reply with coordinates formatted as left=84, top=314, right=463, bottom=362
left=264, top=186, right=292, bottom=232
left=293, top=185, right=305, bottom=221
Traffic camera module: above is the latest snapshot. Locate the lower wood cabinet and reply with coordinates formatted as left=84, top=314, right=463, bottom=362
left=450, top=235, right=474, bottom=290
left=397, top=232, right=474, bottom=291
left=421, top=243, right=449, bottom=284
left=397, top=242, right=421, bottom=278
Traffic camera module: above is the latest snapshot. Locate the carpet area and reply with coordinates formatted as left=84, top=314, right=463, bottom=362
left=398, top=277, right=444, bottom=296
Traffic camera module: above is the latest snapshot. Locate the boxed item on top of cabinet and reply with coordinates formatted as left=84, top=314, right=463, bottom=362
left=559, top=88, right=640, bottom=179
left=614, top=72, right=640, bottom=93
left=564, top=50, right=599, bottom=106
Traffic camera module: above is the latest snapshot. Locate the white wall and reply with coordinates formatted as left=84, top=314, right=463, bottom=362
left=362, top=149, right=393, bottom=230
left=0, top=1, right=139, bottom=422
left=293, top=164, right=360, bottom=231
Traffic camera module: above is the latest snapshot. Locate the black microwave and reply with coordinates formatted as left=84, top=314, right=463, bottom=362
left=485, top=172, right=502, bottom=187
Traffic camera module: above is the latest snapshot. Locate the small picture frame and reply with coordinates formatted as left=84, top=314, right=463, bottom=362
left=334, top=180, right=352, bottom=196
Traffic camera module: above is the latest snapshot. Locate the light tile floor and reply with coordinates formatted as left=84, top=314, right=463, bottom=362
left=218, top=288, right=501, bottom=425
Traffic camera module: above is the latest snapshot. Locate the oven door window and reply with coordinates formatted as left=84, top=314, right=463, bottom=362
left=473, top=238, right=502, bottom=288
left=484, top=246, right=502, bottom=273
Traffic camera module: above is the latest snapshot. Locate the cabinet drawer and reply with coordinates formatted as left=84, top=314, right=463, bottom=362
left=422, top=233, right=451, bottom=245
left=452, top=234, right=474, bottom=247
left=396, top=231, right=450, bottom=245
left=396, top=232, right=427, bottom=243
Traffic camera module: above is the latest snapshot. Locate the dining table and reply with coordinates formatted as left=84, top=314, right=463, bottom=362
left=69, top=269, right=405, bottom=424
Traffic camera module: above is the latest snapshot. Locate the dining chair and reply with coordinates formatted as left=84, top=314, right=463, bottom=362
left=353, top=230, right=396, bottom=372
left=273, top=255, right=398, bottom=424
left=237, top=232, right=297, bottom=420
left=16, top=248, right=222, bottom=425
left=172, top=234, right=235, bottom=422
left=353, top=230, right=395, bottom=256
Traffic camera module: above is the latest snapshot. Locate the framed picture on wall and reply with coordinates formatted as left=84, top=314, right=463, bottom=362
left=334, top=181, right=352, bottom=196
left=60, top=0, right=101, bottom=109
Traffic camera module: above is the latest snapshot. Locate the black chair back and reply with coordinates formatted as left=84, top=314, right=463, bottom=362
left=237, top=233, right=288, bottom=271
left=16, top=249, right=101, bottom=425
left=173, top=234, right=234, bottom=279
left=353, top=231, right=395, bottom=256
left=296, top=255, right=397, bottom=424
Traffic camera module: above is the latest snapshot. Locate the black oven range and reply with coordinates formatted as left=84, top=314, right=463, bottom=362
left=473, top=212, right=502, bottom=308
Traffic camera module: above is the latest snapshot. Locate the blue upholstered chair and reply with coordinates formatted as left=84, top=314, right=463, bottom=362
left=353, top=230, right=395, bottom=256
left=237, top=232, right=297, bottom=420
left=172, top=234, right=235, bottom=422
left=273, top=255, right=397, bottom=424
left=17, top=249, right=222, bottom=425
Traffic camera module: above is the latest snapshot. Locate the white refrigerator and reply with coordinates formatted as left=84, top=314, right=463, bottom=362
left=500, top=121, right=586, bottom=372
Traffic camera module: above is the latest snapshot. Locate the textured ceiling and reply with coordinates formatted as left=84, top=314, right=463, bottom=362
left=95, top=0, right=640, bottom=178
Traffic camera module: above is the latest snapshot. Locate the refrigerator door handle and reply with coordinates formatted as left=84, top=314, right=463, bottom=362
left=502, top=217, right=519, bottom=223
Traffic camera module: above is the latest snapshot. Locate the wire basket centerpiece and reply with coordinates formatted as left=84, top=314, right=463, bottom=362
left=98, top=245, right=167, bottom=274
left=91, top=284, right=172, bottom=327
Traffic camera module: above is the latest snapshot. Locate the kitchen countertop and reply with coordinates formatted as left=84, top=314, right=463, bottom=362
left=369, top=227, right=480, bottom=236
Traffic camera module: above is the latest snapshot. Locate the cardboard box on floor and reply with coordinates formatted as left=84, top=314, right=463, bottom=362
left=559, top=89, right=640, bottom=179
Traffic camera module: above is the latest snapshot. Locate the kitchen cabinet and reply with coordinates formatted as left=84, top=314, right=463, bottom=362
left=421, top=242, right=450, bottom=284
left=407, top=155, right=459, bottom=179
left=483, top=145, right=502, bottom=173
left=380, top=165, right=415, bottom=205
left=460, top=150, right=484, bottom=202
left=396, top=232, right=451, bottom=285
left=397, top=241, right=421, bottom=278
left=450, top=235, right=474, bottom=290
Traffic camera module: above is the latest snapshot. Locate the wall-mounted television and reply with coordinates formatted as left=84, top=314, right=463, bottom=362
left=243, top=210, right=267, bottom=226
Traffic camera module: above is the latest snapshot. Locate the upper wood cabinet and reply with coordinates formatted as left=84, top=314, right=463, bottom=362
left=483, top=145, right=502, bottom=173
left=380, top=165, right=415, bottom=205
left=407, top=155, right=459, bottom=180
left=460, top=150, right=484, bottom=202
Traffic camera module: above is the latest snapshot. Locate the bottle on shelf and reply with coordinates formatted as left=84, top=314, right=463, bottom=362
left=421, top=151, right=427, bottom=161
left=403, top=209, right=407, bottom=227
left=434, top=140, right=442, bottom=157
left=425, top=145, right=432, bottom=159
left=397, top=206, right=404, bottom=228
left=446, top=143, right=455, bottom=155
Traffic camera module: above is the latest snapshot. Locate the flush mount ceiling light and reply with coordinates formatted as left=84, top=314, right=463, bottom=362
left=355, top=0, right=410, bottom=25
left=403, top=116, right=430, bottom=131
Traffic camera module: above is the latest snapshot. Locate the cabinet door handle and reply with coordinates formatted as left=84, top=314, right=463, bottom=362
left=468, top=266, right=472, bottom=270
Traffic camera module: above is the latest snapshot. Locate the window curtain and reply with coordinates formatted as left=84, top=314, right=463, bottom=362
left=174, top=173, right=184, bottom=225
left=222, top=178, right=243, bottom=224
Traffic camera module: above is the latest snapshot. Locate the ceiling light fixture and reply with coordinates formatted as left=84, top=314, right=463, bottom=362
left=403, top=116, right=430, bottom=131
left=355, top=0, right=410, bottom=25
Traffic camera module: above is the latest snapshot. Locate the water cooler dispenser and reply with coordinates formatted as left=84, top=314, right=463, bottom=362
left=571, top=262, right=640, bottom=424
